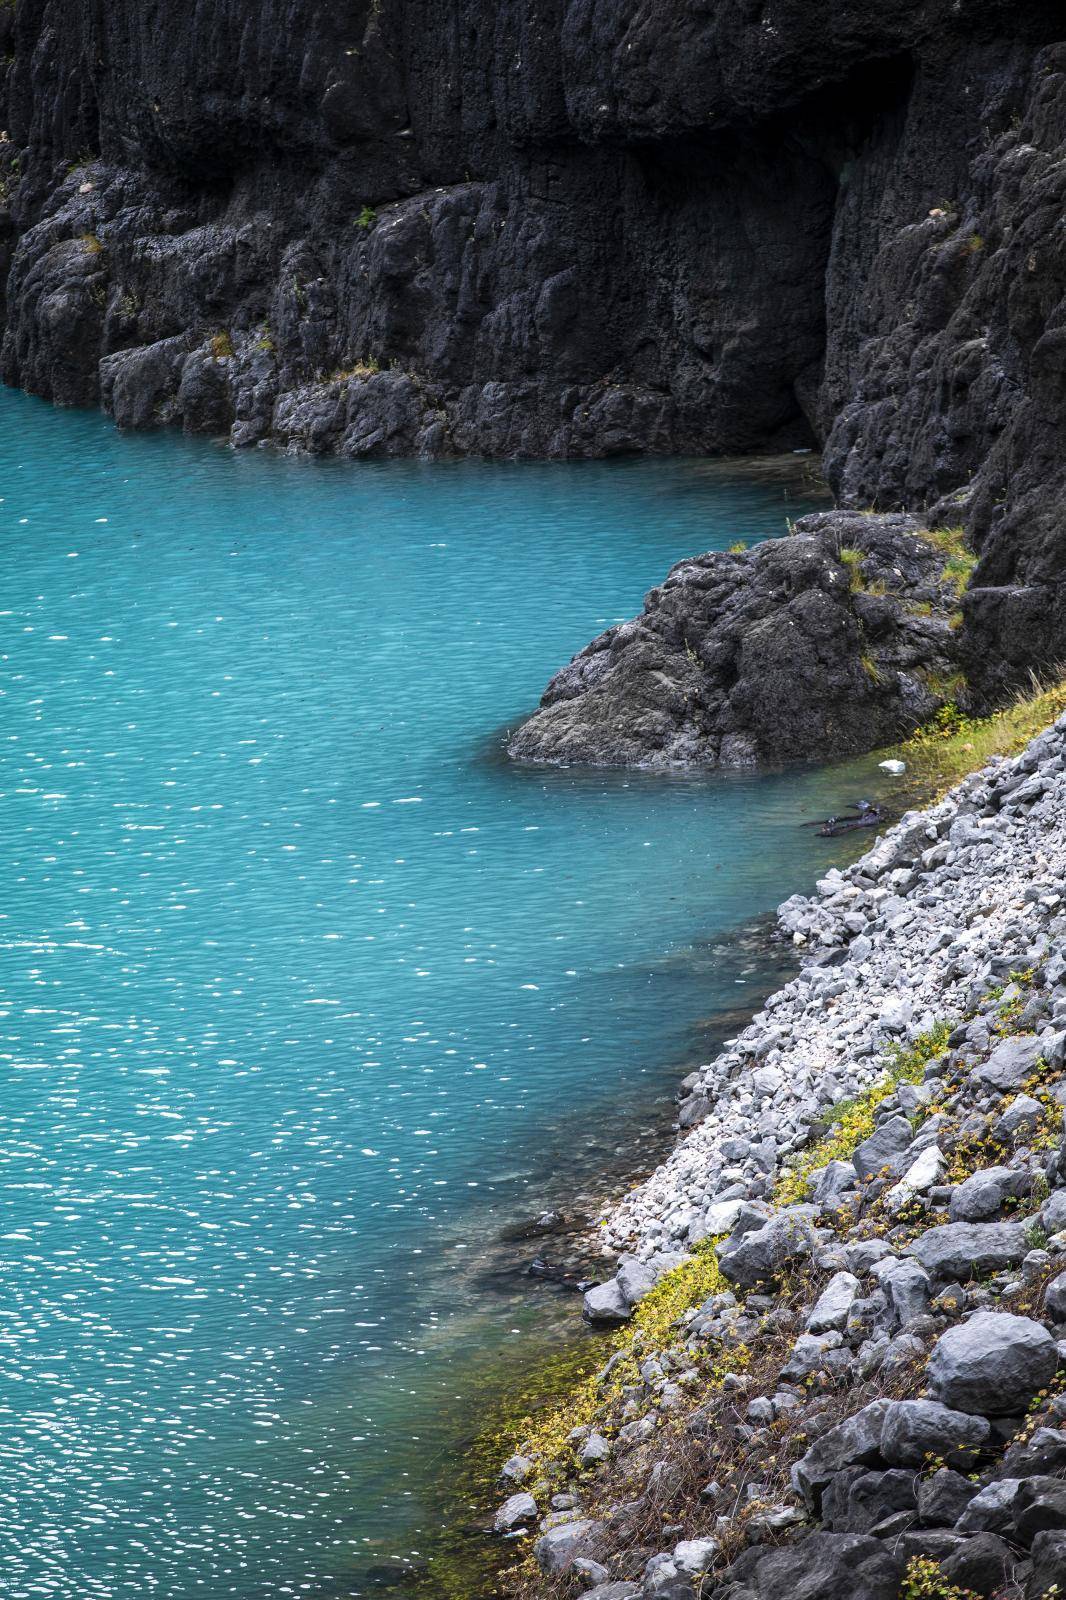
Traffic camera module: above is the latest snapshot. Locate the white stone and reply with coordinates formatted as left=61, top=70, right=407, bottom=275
left=672, top=1537, right=720, bottom=1574
left=805, top=1271, right=860, bottom=1333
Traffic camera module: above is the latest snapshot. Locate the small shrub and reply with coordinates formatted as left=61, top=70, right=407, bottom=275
left=355, top=204, right=377, bottom=229
left=728, top=540, right=747, bottom=554
left=902, top=1555, right=980, bottom=1600
left=210, top=331, right=235, bottom=359
left=80, top=232, right=103, bottom=255
left=508, top=1237, right=731, bottom=1471
left=629, top=1237, right=730, bottom=1349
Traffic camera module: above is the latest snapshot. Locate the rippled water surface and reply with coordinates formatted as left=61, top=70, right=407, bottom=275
left=0, top=392, right=887, bottom=1597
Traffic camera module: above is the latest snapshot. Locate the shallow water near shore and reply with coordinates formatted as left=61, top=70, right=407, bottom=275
left=0, top=391, right=894, bottom=1598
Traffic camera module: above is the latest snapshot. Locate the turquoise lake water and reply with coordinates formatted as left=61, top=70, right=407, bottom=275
left=0, top=390, right=891, bottom=1598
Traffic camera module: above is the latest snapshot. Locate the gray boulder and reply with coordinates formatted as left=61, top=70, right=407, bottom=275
left=879, top=1399, right=990, bottom=1468
left=927, top=1311, right=1057, bottom=1415
left=577, top=1431, right=611, bottom=1466
left=939, top=1532, right=1014, bottom=1595
left=852, top=1116, right=914, bottom=1181
left=1014, top=1476, right=1066, bottom=1545
left=807, top=1272, right=861, bottom=1333
left=533, top=1519, right=606, bottom=1575
left=1046, top=1271, right=1066, bottom=1321
left=719, top=1214, right=814, bottom=1288
left=717, top=1531, right=902, bottom=1599
left=826, top=1469, right=917, bottom=1535
left=780, top=1331, right=846, bottom=1381
left=918, top=1468, right=980, bottom=1527
left=1043, top=1190, right=1066, bottom=1234
left=500, top=1453, right=532, bottom=1486
left=874, top=1257, right=932, bottom=1325
left=907, top=1221, right=1029, bottom=1281
left=617, top=1250, right=684, bottom=1306
left=956, top=1479, right=1025, bottom=1534
left=791, top=1400, right=891, bottom=1510
left=846, top=1239, right=894, bottom=1274
left=974, top=1034, right=1044, bottom=1092
left=1027, top=1531, right=1066, bottom=1599
left=615, top=1255, right=658, bottom=1305
left=995, top=1093, right=1043, bottom=1140
left=672, top=1537, right=720, bottom=1574
left=642, top=1555, right=695, bottom=1598
left=1002, top=1426, right=1066, bottom=1478
left=813, top=1160, right=859, bottom=1207
left=582, top=1278, right=631, bottom=1324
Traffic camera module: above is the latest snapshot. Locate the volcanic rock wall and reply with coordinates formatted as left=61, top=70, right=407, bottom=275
left=0, top=2, right=1064, bottom=689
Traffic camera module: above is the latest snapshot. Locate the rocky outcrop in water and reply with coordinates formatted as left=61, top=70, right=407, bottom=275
left=508, top=511, right=963, bottom=767
left=497, top=714, right=1066, bottom=1600
left=0, top=3, right=1065, bottom=693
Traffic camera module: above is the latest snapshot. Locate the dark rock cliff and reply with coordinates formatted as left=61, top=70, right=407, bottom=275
left=506, top=512, right=964, bottom=769
left=0, top=1, right=1064, bottom=700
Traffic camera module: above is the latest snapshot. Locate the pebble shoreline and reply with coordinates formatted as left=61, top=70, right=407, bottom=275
left=501, top=712, right=1066, bottom=1600
left=603, top=718, right=1066, bottom=1268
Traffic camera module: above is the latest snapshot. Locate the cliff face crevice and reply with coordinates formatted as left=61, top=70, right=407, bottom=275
left=0, top=2, right=1064, bottom=692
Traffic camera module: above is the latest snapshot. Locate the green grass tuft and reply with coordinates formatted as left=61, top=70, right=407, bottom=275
left=839, top=546, right=865, bottom=589
left=775, top=1022, right=952, bottom=1205
left=916, top=525, right=977, bottom=598
left=898, top=675, right=1066, bottom=797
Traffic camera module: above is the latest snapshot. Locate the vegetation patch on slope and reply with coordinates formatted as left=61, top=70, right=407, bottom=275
left=892, top=675, right=1066, bottom=799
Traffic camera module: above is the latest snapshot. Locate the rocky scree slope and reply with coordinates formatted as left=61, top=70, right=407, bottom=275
left=0, top=3, right=1065, bottom=692
left=494, top=714, right=1066, bottom=1599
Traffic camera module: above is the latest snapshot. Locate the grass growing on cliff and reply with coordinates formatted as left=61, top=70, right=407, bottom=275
left=774, top=1021, right=952, bottom=1205
left=898, top=675, right=1066, bottom=797
left=915, top=525, right=977, bottom=597
left=331, top=357, right=380, bottom=381
left=839, top=546, right=865, bottom=589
